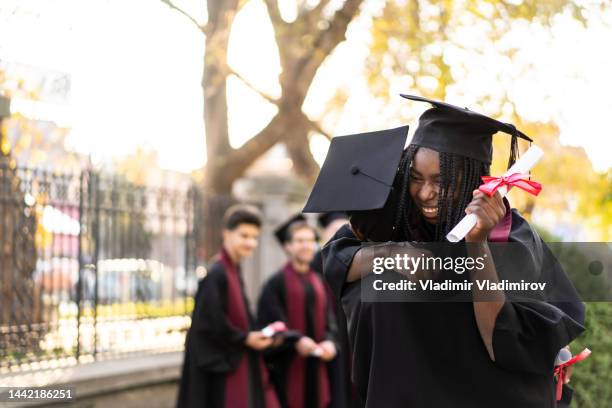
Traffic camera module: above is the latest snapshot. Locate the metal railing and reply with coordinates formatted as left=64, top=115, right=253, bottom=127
left=0, top=162, right=199, bottom=372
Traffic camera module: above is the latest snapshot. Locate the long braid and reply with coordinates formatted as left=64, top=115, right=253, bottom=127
left=391, top=145, right=417, bottom=241
left=393, top=150, right=412, bottom=238
left=436, top=153, right=449, bottom=241
left=437, top=157, right=490, bottom=240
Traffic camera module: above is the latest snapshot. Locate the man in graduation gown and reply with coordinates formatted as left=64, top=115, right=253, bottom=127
left=177, top=204, right=280, bottom=408
left=303, top=95, right=586, bottom=408
left=258, top=217, right=338, bottom=408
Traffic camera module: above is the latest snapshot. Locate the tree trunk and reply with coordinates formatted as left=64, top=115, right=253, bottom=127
left=176, top=0, right=364, bottom=261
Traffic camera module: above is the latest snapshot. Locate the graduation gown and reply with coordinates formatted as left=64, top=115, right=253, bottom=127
left=321, top=208, right=585, bottom=408
left=311, top=251, right=357, bottom=408
left=257, top=263, right=337, bottom=408
left=177, top=249, right=279, bottom=408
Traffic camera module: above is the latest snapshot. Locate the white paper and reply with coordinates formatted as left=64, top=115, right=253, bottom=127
left=555, top=348, right=572, bottom=366
left=446, top=145, right=544, bottom=242
left=262, top=326, right=274, bottom=337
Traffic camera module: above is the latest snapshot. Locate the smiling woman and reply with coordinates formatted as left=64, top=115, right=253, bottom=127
left=304, top=94, right=585, bottom=408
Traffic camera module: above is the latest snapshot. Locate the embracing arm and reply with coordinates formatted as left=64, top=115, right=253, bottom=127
left=466, top=190, right=585, bottom=374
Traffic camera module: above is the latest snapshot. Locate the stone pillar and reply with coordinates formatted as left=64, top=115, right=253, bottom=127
left=233, top=174, right=309, bottom=311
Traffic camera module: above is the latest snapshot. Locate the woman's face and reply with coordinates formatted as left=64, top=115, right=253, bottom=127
left=408, top=147, right=465, bottom=225
left=408, top=147, right=441, bottom=224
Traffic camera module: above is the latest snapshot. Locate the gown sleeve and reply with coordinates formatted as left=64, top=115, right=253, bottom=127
left=325, top=294, right=340, bottom=348
left=257, top=274, right=302, bottom=355
left=189, top=262, right=248, bottom=372
left=321, top=224, right=363, bottom=300
left=311, top=250, right=324, bottom=275
left=491, top=211, right=585, bottom=375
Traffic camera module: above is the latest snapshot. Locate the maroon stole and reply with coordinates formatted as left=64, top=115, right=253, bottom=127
left=283, top=262, right=331, bottom=408
left=488, top=198, right=512, bottom=243
left=219, top=249, right=279, bottom=408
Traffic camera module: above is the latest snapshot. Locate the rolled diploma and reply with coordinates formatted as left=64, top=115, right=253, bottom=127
left=446, top=145, right=544, bottom=242
left=555, top=348, right=572, bottom=366
left=311, top=346, right=323, bottom=358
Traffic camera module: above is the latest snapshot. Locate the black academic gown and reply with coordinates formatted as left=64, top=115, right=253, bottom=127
left=177, top=260, right=270, bottom=408
left=311, top=251, right=356, bottom=408
left=257, top=267, right=338, bottom=408
left=321, top=210, right=585, bottom=408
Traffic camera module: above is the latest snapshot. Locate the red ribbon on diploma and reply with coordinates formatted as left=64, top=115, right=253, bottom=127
left=554, top=348, right=591, bottom=401
left=479, top=173, right=542, bottom=197
left=262, top=321, right=288, bottom=337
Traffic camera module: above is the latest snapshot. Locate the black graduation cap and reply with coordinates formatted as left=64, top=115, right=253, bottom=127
left=317, top=212, right=348, bottom=229
left=400, top=94, right=533, bottom=167
left=274, top=214, right=307, bottom=245
left=303, top=126, right=409, bottom=213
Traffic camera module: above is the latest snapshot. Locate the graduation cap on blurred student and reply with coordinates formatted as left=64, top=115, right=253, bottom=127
left=303, top=95, right=533, bottom=215
left=317, top=212, right=348, bottom=229
left=274, top=214, right=319, bottom=245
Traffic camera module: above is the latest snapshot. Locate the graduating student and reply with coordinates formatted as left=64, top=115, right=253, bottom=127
left=258, top=215, right=338, bottom=408
left=302, top=95, right=586, bottom=408
left=177, top=205, right=279, bottom=408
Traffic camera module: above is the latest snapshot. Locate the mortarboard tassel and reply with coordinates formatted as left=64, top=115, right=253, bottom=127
left=507, top=126, right=520, bottom=170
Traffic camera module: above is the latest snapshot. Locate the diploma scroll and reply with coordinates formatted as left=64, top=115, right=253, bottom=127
left=446, top=145, right=544, bottom=242
left=262, top=321, right=288, bottom=338
left=311, top=346, right=323, bottom=358
left=555, top=348, right=572, bottom=366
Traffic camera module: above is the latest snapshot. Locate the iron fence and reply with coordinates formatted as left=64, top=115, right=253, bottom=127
left=0, top=162, right=199, bottom=372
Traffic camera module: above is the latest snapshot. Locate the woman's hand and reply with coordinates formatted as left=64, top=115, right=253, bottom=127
left=464, top=190, right=506, bottom=242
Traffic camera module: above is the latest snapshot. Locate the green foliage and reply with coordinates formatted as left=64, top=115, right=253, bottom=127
left=366, top=1, right=611, bottom=239
left=367, top=0, right=588, bottom=101
left=535, top=225, right=612, bottom=407
left=571, top=303, right=612, bottom=408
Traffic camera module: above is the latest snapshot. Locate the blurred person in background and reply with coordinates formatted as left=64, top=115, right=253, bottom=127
left=258, top=215, right=338, bottom=408
left=177, top=204, right=279, bottom=408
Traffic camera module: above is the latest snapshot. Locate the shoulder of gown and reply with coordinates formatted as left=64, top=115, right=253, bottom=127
left=188, top=259, right=248, bottom=372
left=321, top=224, right=362, bottom=300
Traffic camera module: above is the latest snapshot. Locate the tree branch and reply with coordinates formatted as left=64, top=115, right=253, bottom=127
left=284, top=130, right=320, bottom=181
left=227, top=66, right=280, bottom=105
left=307, top=117, right=331, bottom=140
left=308, top=0, right=333, bottom=22
left=289, top=0, right=363, bottom=97
left=262, top=0, right=285, bottom=28
left=224, top=112, right=287, bottom=175
left=226, top=109, right=306, bottom=174
left=160, top=0, right=206, bottom=33
left=316, top=0, right=363, bottom=55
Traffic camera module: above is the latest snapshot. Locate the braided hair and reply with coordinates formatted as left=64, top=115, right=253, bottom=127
left=390, top=145, right=490, bottom=242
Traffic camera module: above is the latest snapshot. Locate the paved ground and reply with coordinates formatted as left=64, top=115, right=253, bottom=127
left=70, top=381, right=179, bottom=408
left=0, top=352, right=183, bottom=408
